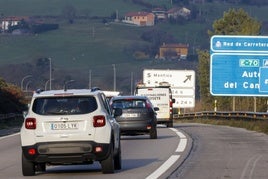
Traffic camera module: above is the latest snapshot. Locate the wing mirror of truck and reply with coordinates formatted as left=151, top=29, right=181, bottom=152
left=172, top=99, right=175, bottom=103
left=154, top=107, right=159, bottom=111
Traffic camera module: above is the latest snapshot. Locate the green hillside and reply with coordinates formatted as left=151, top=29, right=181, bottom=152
left=0, top=0, right=268, bottom=93
left=0, top=0, right=143, bottom=17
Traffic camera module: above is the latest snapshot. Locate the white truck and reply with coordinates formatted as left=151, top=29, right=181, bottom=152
left=135, top=82, right=175, bottom=127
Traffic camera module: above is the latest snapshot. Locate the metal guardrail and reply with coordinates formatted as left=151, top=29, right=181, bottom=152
left=1, top=111, right=268, bottom=121
left=173, top=111, right=268, bottom=120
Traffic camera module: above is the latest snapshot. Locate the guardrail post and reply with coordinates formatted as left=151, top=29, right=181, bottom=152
left=232, top=97, right=236, bottom=111
left=254, top=97, right=256, bottom=113
left=214, top=100, right=217, bottom=112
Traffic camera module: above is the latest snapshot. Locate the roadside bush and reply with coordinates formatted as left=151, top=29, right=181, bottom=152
left=0, top=78, right=27, bottom=114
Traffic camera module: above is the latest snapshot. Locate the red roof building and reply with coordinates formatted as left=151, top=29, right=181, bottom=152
left=123, top=12, right=155, bottom=26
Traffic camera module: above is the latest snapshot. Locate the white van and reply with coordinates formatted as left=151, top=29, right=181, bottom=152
left=135, top=82, right=175, bottom=127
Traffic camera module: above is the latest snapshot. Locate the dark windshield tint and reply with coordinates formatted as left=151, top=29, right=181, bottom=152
left=32, top=96, right=97, bottom=115
left=112, top=99, right=145, bottom=109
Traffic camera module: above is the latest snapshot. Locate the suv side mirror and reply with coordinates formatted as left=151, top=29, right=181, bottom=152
left=113, top=108, right=122, bottom=117
left=22, top=103, right=30, bottom=118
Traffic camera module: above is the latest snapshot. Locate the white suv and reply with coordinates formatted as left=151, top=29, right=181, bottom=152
left=20, top=88, right=122, bottom=176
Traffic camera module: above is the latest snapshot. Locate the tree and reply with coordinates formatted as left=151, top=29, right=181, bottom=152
left=208, top=8, right=261, bottom=36
left=198, top=8, right=262, bottom=111
left=0, top=78, right=26, bottom=113
left=197, top=50, right=212, bottom=110
left=140, top=29, right=177, bottom=56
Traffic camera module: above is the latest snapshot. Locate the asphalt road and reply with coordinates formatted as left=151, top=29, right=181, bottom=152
left=169, top=123, right=268, bottom=179
left=1, top=123, right=267, bottom=179
left=0, top=125, right=189, bottom=179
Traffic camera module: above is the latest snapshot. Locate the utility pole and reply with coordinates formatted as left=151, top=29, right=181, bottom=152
left=131, top=72, right=133, bottom=95
left=88, top=69, right=92, bottom=89
left=48, top=58, right=52, bottom=90
left=113, top=64, right=116, bottom=91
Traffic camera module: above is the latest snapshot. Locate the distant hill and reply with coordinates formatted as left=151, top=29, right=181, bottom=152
left=0, top=0, right=268, bottom=94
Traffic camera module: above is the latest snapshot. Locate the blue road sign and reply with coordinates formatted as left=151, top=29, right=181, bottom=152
left=211, top=35, right=268, bottom=53
left=210, top=53, right=268, bottom=96
left=259, top=67, right=268, bottom=92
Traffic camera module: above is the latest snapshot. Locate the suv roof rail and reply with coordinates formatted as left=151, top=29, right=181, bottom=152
left=35, top=89, right=44, bottom=94
left=91, top=87, right=101, bottom=92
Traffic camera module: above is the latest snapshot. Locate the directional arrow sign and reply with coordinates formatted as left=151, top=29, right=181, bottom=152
left=183, top=75, right=192, bottom=83
left=143, top=69, right=195, bottom=108
left=143, top=69, right=195, bottom=88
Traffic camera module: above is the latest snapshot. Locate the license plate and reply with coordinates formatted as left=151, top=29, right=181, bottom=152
left=122, top=113, right=138, bottom=117
left=51, top=122, right=79, bottom=130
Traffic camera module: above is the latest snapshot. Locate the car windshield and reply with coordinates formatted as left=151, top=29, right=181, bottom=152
left=112, top=99, right=146, bottom=109
left=32, top=96, right=97, bottom=115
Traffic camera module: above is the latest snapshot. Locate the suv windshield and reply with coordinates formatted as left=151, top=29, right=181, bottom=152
left=32, top=96, right=97, bottom=115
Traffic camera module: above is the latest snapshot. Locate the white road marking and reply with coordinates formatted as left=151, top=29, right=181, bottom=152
left=240, top=154, right=262, bottom=179
left=146, top=155, right=181, bottom=179
left=146, top=127, right=188, bottom=179
left=169, top=128, right=177, bottom=133
left=170, top=128, right=187, bottom=152
left=176, top=131, right=186, bottom=139
left=176, top=138, right=187, bottom=152
left=1, top=128, right=188, bottom=179
left=249, top=155, right=262, bottom=179
left=0, top=132, right=20, bottom=141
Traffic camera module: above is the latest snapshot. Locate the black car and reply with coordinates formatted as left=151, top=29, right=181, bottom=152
left=110, top=95, right=159, bottom=139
